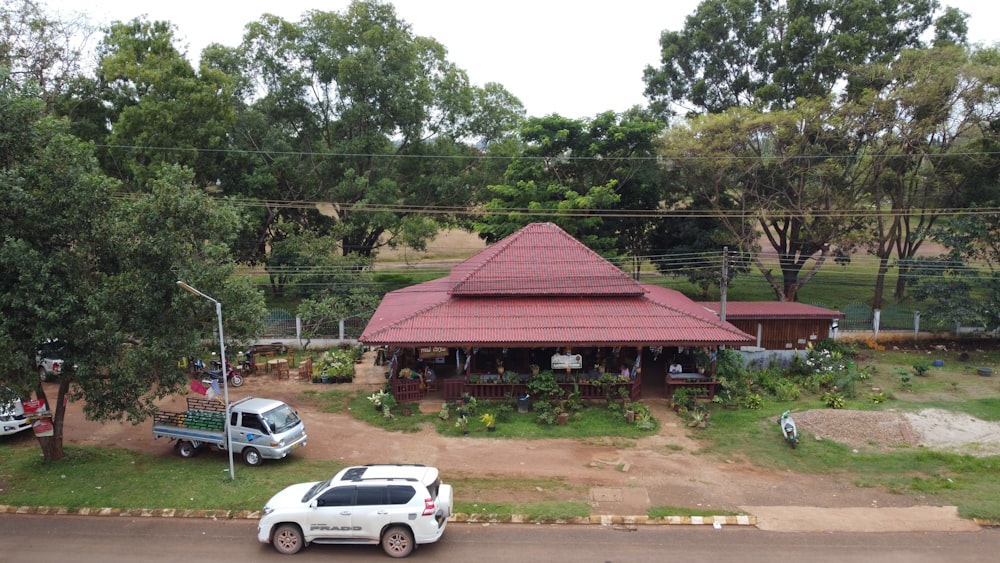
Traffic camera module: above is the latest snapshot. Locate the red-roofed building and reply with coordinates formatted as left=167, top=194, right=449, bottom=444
left=360, top=223, right=754, bottom=401
left=698, top=302, right=845, bottom=351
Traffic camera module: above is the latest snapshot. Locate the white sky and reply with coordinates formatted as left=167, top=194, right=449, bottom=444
left=46, top=0, right=999, bottom=120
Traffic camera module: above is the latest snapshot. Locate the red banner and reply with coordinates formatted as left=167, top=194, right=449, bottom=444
left=22, top=399, right=48, bottom=415
left=32, top=418, right=54, bottom=437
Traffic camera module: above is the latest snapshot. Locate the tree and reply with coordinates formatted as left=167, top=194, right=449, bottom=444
left=476, top=110, right=668, bottom=269
left=909, top=207, right=1000, bottom=333
left=643, top=0, right=965, bottom=116
left=850, top=46, right=1000, bottom=307
left=659, top=98, right=871, bottom=301
left=0, top=0, right=90, bottom=100
left=91, top=17, right=238, bottom=189
left=0, top=75, right=263, bottom=461
left=206, top=1, right=522, bottom=277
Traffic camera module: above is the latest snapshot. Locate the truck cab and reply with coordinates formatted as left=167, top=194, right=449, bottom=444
left=228, top=397, right=308, bottom=466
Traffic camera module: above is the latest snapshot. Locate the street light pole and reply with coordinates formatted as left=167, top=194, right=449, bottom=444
left=176, top=281, right=235, bottom=481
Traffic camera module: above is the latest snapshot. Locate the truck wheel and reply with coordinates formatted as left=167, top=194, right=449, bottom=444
left=272, top=523, right=304, bottom=555
left=243, top=447, right=262, bottom=466
left=230, top=373, right=244, bottom=387
left=177, top=441, right=199, bottom=458
left=39, top=367, right=49, bottom=382
left=381, top=525, right=414, bottom=558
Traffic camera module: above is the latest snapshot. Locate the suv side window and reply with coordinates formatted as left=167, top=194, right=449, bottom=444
left=387, top=485, right=416, bottom=505
left=354, top=486, right=386, bottom=506
left=317, top=486, right=354, bottom=507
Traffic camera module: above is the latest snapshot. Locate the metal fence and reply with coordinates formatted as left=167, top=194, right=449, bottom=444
left=262, top=310, right=371, bottom=341
left=817, top=302, right=990, bottom=337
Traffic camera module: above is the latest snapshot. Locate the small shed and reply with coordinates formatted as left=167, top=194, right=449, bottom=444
left=698, top=302, right=845, bottom=351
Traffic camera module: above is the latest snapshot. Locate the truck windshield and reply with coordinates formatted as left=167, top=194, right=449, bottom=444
left=261, top=404, right=301, bottom=434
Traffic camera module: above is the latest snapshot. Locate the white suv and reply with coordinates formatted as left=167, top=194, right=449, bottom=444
left=258, top=464, right=453, bottom=558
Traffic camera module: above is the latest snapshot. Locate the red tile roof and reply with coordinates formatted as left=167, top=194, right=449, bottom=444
left=698, top=301, right=845, bottom=320
left=449, top=222, right=645, bottom=297
left=361, top=223, right=753, bottom=347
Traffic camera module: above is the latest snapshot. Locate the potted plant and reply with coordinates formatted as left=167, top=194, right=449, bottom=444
left=480, top=412, right=496, bottom=432
left=455, top=415, right=469, bottom=435
left=694, top=349, right=711, bottom=374
left=529, top=364, right=540, bottom=376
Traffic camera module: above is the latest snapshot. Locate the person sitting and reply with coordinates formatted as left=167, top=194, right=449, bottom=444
left=420, top=366, right=437, bottom=391
left=668, top=361, right=684, bottom=375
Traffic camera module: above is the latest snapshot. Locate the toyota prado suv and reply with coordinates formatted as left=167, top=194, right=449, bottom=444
left=258, top=464, right=453, bottom=558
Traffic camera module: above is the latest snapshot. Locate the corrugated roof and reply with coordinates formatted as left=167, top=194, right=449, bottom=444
left=362, top=293, right=752, bottom=347
left=449, top=222, right=645, bottom=297
left=361, top=223, right=753, bottom=347
left=698, top=301, right=846, bottom=320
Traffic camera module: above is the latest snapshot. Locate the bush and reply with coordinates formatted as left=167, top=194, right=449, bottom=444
left=822, top=391, right=846, bottom=409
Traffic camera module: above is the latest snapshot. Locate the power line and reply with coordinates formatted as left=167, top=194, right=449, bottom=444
left=94, top=143, right=1000, bottom=162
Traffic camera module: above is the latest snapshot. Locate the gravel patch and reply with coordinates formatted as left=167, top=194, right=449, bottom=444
left=790, top=408, right=1000, bottom=457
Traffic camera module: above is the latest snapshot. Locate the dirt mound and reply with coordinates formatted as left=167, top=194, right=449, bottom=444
left=794, top=408, right=1000, bottom=457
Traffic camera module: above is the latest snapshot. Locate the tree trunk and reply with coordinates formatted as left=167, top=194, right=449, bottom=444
left=34, top=379, right=70, bottom=461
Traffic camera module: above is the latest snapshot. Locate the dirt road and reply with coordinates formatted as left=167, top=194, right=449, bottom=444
left=49, top=354, right=984, bottom=532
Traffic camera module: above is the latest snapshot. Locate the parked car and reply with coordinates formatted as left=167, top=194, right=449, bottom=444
left=35, top=339, right=66, bottom=382
left=1, top=392, right=31, bottom=436
left=257, top=464, right=453, bottom=558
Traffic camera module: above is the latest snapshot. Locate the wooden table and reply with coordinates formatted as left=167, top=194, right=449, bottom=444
left=267, top=358, right=289, bottom=377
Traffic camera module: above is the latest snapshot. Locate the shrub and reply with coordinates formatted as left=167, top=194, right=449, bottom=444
left=822, top=391, right=846, bottom=409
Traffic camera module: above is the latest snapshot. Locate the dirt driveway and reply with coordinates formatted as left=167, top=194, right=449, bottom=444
left=51, top=356, right=985, bottom=533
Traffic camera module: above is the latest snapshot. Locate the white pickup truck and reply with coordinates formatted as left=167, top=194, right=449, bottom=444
left=152, top=396, right=307, bottom=466
left=1, top=396, right=31, bottom=436
left=36, top=340, right=65, bottom=382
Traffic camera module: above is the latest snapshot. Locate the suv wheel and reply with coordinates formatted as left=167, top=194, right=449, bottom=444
left=272, top=523, right=304, bottom=555
left=38, top=367, right=48, bottom=382
left=381, top=525, right=414, bottom=558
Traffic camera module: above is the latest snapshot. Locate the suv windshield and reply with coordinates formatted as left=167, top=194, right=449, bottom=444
left=262, top=404, right=301, bottom=434
left=302, top=477, right=334, bottom=503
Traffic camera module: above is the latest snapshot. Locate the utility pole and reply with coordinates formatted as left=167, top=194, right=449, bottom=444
left=720, top=246, right=728, bottom=324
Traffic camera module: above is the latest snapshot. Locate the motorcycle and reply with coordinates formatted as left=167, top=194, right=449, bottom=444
left=779, top=410, right=799, bottom=448
left=202, top=359, right=244, bottom=388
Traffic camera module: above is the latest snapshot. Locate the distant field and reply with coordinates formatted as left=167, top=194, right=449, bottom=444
left=376, top=229, right=486, bottom=264
left=373, top=229, right=909, bottom=309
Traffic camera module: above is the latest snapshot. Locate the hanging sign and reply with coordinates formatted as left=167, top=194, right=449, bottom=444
left=22, top=399, right=48, bottom=415
left=419, top=346, right=449, bottom=359
left=32, top=418, right=54, bottom=437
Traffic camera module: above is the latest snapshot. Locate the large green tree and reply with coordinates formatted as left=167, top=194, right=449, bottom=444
left=643, top=0, right=966, bottom=116
left=659, top=98, right=872, bottom=301
left=204, top=1, right=522, bottom=282
left=0, top=74, right=263, bottom=461
left=0, top=0, right=89, bottom=99
left=91, top=17, right=238, bottom=189
left=476, top=110, right=669, bottom=270
left=851, top=46, right=1000, bottom=307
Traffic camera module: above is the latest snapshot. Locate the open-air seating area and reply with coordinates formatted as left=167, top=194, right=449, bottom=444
left=390, top=371, right=640, bottom=404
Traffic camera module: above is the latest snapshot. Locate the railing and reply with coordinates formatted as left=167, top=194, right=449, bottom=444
left=665, top=375, right=719, bottom=400
left=436, top=377, right=637, bottom=403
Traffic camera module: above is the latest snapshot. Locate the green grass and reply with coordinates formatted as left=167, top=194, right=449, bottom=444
left=0, top=445, right=341, bottom=511
left=648, top=505, right=743, bottom=518
left=697, top=387, right=1000, bottom=520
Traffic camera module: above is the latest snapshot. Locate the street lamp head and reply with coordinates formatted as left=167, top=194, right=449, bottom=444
left=176, top=281, right=219, bottom=305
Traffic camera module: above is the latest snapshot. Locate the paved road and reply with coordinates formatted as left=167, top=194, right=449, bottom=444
left=1, top=514, right=995, bottom=563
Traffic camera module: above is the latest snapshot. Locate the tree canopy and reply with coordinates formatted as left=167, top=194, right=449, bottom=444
left=643, top=0, right=967, bottom=116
